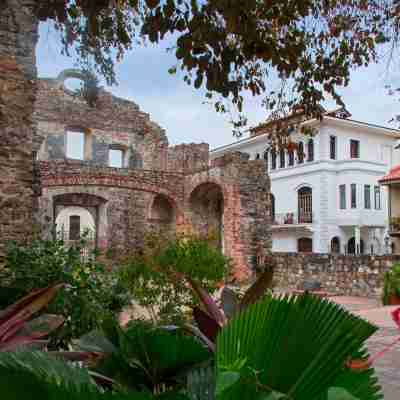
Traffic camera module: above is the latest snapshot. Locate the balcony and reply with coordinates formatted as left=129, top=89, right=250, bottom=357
left=271, top=212, right=313, bottom=229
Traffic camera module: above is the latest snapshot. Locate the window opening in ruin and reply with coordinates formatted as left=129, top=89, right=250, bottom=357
left=66, top=130, right=85, bottom=160
left=109, top=148, right=124, bottom=168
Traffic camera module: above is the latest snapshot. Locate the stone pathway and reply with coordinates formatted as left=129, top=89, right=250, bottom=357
left=331, top=297, right=400, bottom=400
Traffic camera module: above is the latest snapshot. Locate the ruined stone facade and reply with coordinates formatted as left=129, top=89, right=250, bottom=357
left=34, top=70, right=271, bottom=281
left=0, top=1, right=38, bottom=262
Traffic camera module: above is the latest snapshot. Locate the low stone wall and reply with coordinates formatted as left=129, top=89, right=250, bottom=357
left=272, top=253, right=400, bottom=298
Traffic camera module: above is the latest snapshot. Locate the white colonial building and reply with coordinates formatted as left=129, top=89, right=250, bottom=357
left=211, top=109, right=400, bottom=255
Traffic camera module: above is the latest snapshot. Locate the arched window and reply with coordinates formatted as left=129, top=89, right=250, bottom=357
left=297, top=142, right=304, bottom=164
left=264, top=151, right=268, bottom=171
left=298, top=187, right=312, bottom=223
left=347, top=237, right=364, bottom=255
left=298, top=237, right=313, bottom=253
left=331, top=237, right=340, bottom=254
left=271, top=149, right=277, bottom=170
left=307, top=139, right=314, bottom=162
left=279, top=149, right=285, bottom=168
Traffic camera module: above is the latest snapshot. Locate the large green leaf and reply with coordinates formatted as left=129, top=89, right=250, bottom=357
left=0, top=351, right=189, bottom=400
left=215, top=294, right=383, bottom=400
left=86, top=320, right=212, bottom=392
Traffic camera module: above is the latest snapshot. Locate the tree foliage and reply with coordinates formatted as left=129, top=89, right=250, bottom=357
left=119, top=234, right=229, bottom=325
left=34, top=0, right=393, bottom=128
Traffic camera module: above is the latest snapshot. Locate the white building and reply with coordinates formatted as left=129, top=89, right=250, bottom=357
left=211, top=110, right=400, bottom=255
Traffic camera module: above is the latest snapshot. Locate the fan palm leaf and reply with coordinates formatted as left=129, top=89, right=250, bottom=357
left=215, top=294, right=383, bottom=400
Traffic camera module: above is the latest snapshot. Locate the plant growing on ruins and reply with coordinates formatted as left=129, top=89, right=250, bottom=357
left=119, top=234, right=229, bottom=325
left=382, top=263, right=400, bottom=305
left=3, top=238, right=130, bottom=347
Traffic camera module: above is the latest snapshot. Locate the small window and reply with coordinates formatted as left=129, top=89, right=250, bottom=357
left=351, top=183, right=357, bottom=208
left=364, top=185, right=371, bottom=209
left=350, top=139, right=360, bottom=159
left=297, top=142, right=304, bottom=164
left=255, top=153, right=260, bottom=160
left=330, top=136, right=336, bottom=160
left=271, top=150, right=277, bottom=170
left=288, top=149, right=294, bottom=166
left=66, top=130, right=85, bottom=160
left=279, top=149, right=285, bottom=168
left=307, top=139, right=314, bottom=162
left=339, top=185, right=346, bottom=209
left=374, top=186, right=381, bottom=210
left=109, top=148, right=124, bottom=168
left=69, top=215, right=81, bottom=240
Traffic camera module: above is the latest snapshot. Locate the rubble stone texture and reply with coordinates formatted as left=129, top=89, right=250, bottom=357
left=0, top=0, right=38, bottom=262
left=35, top=73, right=272, bottom=281
left=273, top=252, right=400, bottom=296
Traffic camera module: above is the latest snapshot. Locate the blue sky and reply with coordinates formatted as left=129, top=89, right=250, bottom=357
left=36, top=23, right=400, bottom=150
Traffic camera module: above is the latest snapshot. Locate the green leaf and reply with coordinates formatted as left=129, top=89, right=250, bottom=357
left=216, top=294, right=382, bottom=400
left=327, top=387, right=360, bottom=400
left=216, top=371, right=240, bottom=396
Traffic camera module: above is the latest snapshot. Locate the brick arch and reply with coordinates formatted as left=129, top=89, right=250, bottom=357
left=41, top=173, right=181, bottom=206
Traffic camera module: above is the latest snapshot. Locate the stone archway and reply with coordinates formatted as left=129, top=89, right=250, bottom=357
left=189, top=182, right=224, bottom=251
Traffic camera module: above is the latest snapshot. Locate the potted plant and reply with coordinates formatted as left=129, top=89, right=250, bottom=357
left=382, top=264, right=400, bottom=305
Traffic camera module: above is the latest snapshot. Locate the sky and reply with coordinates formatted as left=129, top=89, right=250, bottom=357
left=36, top=23, right=400, bottom=150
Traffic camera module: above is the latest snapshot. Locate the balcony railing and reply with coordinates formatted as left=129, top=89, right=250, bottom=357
left=272, top=212, right=313, bottom=225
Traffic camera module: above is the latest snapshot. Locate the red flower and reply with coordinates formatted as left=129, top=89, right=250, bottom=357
left=392, top=307, right=400, bottom=329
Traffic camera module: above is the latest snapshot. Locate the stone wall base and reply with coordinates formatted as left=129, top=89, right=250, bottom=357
left=271, top=252, right=400, bottom=298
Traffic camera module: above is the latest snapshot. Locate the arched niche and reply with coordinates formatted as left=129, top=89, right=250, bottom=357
left=189, top=182, right=224, bottom=251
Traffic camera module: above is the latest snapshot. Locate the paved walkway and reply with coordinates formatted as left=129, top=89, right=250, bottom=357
left=331, top=297, right=400, bottom=399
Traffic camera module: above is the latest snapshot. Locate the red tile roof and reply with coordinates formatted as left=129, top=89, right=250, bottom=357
left=380, top=165, right=400, bottom=184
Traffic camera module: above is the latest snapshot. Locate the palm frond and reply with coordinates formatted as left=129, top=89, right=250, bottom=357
left=216, top=294, right=383, bottom=400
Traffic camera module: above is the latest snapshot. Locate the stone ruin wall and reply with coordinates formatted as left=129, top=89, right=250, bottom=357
left=34, top=72, right=272, bottom=282
left=272, top=252, right=400, bottom=298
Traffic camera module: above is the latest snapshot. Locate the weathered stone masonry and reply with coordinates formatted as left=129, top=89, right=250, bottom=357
left=34, top=71, right=272, bottom=282
left=0, top=1, right=38, bottom=261
left=273, top=252, right=400, bottom=297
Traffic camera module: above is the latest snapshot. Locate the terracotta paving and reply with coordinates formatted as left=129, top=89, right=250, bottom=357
left=330, top=297, right=400, bottom=400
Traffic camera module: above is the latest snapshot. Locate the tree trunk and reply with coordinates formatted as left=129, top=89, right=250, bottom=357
left=0, top=0, right=38, bottom=262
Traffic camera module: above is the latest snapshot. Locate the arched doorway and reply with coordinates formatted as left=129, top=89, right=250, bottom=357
left=189, top=182, right=224, bottom=251
left=347, top=237, right=365, bottom=255
left=298, top=237, right=313, bottom=253
left=149, top=194, right=176, bottom=236
left=298, top=187, right=312, bottom=223
left=331, top=237, right=341, bottom=254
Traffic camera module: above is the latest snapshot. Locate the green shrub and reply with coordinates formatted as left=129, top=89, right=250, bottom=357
left=382, top=263, right=400, bottom=305
left=3, top=237, right=130, bottom=348
left=119, top=233, right=230, bottom=325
